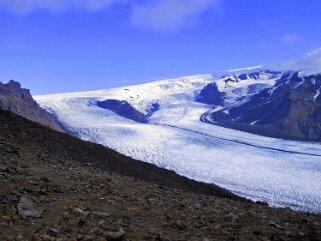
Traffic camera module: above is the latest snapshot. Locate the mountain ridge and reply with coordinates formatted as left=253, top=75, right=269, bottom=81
left=205, top=72, right=321, bottom=141
left=0, top=80, right=65, bottom=132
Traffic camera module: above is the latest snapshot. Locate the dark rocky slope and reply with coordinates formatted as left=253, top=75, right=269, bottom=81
left=97, top=99, right=147, bottom=123
left=0, top=80, right=65, bottom=132
left=195, top=83, right=225, bottom=105
left=1, top=110, right=321, bottom=241
left=0, top=108, right=240, bottom=199
left=97, top=99, right=160, bottom=123
left=207, top=72, right=321, bottom=141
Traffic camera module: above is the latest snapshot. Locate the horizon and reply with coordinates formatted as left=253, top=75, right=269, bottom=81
left=0, top=0, right=321, bottom=94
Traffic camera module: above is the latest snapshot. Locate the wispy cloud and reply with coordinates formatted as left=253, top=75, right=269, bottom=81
left=131, top=0, right=221, bottom=32
left=270, top=48, right=321, bottom=75
left=0, top=0, right=122, bottom=14
left=0, top=0, right=222, bottom=31
left=281, top=33, right=301, bottom=44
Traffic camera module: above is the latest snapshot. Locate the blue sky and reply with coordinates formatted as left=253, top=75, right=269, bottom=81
left=0, top=0, right=320, bottom=94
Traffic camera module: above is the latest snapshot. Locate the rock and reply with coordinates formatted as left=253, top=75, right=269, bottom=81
left=38, top=234, right=51, bottom=241
left=166, top=200, right=178, bottom=209
left=83, top=235, right=96, bottom=241
left=40, top=177, right=50, bottom=183
left=256, top=201, right=269, bottom=206
left=285, top=231, right=295, bottom=238
left=0, top=165, right=8, bottom=172
left=196, top=82, right=225, bottom=105
left=174, top=220, right=187, bottom=230
left=155, top=234, right=172, bottom=241
left=226, top=213, right=239, bottom=223
left=195, top=200, right=208, bottom=207
left=48, top=228, right=59, bottom=237
left=103, top=227, right=126, bottom=241
left=96, top=237, right=107, bottom=241
left=298, top=232, right=305, bottom=237
left=1, top=194, right=18, bottom=204
left=269, top=221, right=283, bottom=230
left=90, top=211, right=112, bottom=219
left=16, top=235, right=23, bottom=241
left=17, top=196, right=44, bottom=218
left=123, top=216, right=139, bottom=227
left=146, top=198, right=159, bottom=205
left=24, top=186, right=39, bottom=194
left=0, top=165, right=15, bottom=174
left=49, top=185, right=68, bottom=193
left=72, top=207, right=89, bottom=217
left=77, top=219, right=86, bottom=229
left=0, top=80, right=65, bottom=132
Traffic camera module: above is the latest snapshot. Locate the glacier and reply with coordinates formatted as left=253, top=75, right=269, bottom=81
left=35, top=73, right=321, bottom=213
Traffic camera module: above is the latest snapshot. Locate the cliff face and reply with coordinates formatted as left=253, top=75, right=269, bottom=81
left=0, top=80, right=65, bottom=132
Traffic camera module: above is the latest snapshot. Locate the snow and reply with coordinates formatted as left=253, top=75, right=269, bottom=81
left=268, top=85, right=279, bottom=96
left=293, top=78, right=305, bottom=89
left=250, top=120, right=260, bottom=125
left=314, top=88, right=320, bottom=101
left=35, top=72, right=321, bottom=213
left=311, top=78, right=316, bottom=85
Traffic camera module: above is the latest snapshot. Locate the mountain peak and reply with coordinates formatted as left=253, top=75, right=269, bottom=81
left=0, top=80, right=65, bottom=132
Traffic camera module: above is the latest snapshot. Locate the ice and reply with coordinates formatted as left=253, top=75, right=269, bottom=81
left=314, top=88, right=320, bottom=101
left=35, top=73, right=321, bottom=213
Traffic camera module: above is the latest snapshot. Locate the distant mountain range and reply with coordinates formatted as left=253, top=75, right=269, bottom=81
left=202, top=71, right=321, bottom=141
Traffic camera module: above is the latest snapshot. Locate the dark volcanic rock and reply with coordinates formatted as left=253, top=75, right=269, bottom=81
left=196, top=82, right=225, bottom=105
left=97, top=100, right=160, bottom=123
left=97, top=99, right=146, bottom=123
left=0, top=108, right=241, bottom=200
left=0, top=80, right=65, bottom=132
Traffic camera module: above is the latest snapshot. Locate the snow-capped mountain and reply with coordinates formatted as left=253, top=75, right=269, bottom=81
left=205, top=72, right=321, bottom=141
left=35, top=70, right=321, bottom=213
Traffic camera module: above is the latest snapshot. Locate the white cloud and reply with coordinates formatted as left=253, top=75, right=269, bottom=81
left=0, top=0, right=222, bottom=31
left=0, top=0, right=122, bottom=14
left=281, top=33, right=301, bottom=44
left=270, top=48, right=321, bottom=75
left=131, top=0, right=221, bottom=32
left=296, top=48, right=321, bottom=75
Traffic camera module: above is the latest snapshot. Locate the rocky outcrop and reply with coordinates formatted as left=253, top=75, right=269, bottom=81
left=97, top=99, right=146, bottom=122
left=207, top=72, right=321, bottom=141
left=195, top=82, right=225, bottom=105
left=97, top=99, right=160, bottom=123
left=0, top=80, right=65, bottom=132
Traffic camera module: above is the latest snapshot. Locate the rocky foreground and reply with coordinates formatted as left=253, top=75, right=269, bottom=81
left=1, top=109, right=321, bottom=241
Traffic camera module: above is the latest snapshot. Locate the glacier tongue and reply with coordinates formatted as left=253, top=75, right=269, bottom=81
left=35, top=73, right=321, bottom=213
